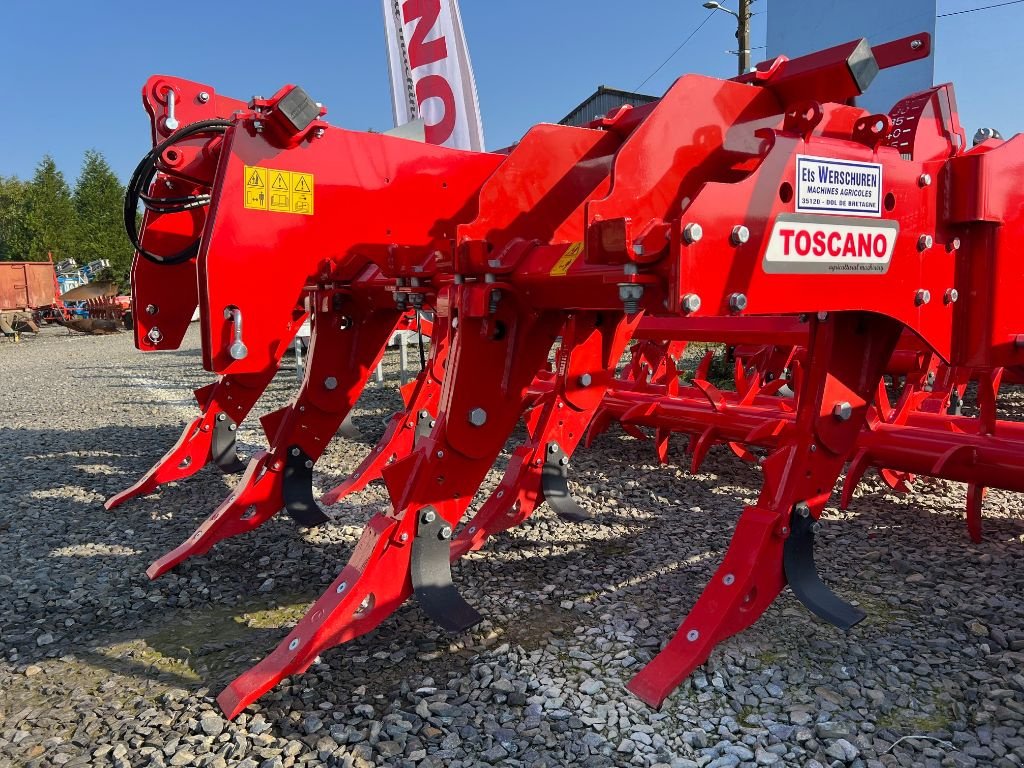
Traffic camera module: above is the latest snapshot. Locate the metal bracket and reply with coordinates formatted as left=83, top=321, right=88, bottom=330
left=414, top=409, right=434, bottom=447
left=541, top=442, right=592, bottom=522
left=338, top=413, right=363, bottom=441
left=282, top=445, right=330, bottom=527
left=211, top=413, right=246, bottom=474
left=410, top=507, right=483, bottom=633
left=782, top=506, right=866, bottom=630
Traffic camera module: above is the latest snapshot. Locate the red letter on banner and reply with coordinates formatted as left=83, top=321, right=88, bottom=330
left=416, top=74, right=457, bottom=145
left=402, top=0, right=448, bottom=69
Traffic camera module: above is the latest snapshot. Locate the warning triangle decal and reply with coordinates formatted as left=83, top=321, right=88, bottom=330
left=271, top=173, right=288, bottom=191
left=247, top=169, right=263, bottom=187
left=294, top=177, right=311, bottom=192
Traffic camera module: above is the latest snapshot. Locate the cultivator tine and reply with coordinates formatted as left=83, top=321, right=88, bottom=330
left=281, top=445, right=330, bottom=526
left=628, top=313, right=901, bottom=708
left=105, top=370, right=277, bottom=509
left=210, top=413, right=247, bottom=473
left=966, top=484, right=986, bottom=544
left=148, top=294, right=403, bottom=578
left=540, top=441, right=591, bottom=522
left=782, top=504, right=866, bottom=630
left=337, top=414, right=362, bottom=441
left=219, top=294, right=567, bottom=718
left=104, top=415, right=211, bottom=510
left=452, top=313, right=639, bottom=556
left=410, top=506, right=483, bottom=632
left=320, top=317, right=449, bottom=506
left=217, top=511, right=413, bottom=719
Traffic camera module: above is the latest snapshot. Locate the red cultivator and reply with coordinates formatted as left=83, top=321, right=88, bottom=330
left=114, top=33, right=1024, bottom=719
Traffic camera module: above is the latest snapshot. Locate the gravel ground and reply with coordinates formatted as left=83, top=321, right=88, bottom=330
left=1, top=325, right=1022, bottom=768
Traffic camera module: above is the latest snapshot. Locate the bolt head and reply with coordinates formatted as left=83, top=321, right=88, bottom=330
left=145, top=304, right=158, bottom=315
left=229, top=340, right=248, bottom=360
left=198, top=91, right=211, bottom=103
left=728, top=293, right=748, bottom=312
left=304, top=459, right=313, bottom=469
left=578, top=373, right=593, bottom=387
left=832, top=401, right=853, bottom=421
left=336, top=581, right=348, bottom=593
left=911, top=38, right=923, bottom=50
left=731, top=225, right=750, bottom=245
left=288, top=639, right=300, bottom=650
left=147, top=326, right=163, bottom=343
left=915, top=289, right=932, bottom=306
left=323, top=376, right=338, bottom=390
left=796, top=502, right=812, bottom=517
left=944, top=288, right=959, bottom=305
left=440, top=526, right=453, bottom=540
left=399, top=533, right=409, bottom=543
left=918, top=234, right=934, bottom=251
left=683, top=223, right=703, bottom=244
left=468, top=407, right=488, bottom=427
left=682, top=293, right=701, bottom=314
left=686, top=629, right=700, bottom=642
left=291, top=447, right=301, bottom=456
left=918, top=173, right=932, bottom=187
left=422, top=510, right=436, bottom=523
left=723, top=574, right=735, bottom=586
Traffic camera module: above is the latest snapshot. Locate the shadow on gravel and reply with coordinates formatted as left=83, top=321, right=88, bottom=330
left=3, top=408, right=1022, bottom=748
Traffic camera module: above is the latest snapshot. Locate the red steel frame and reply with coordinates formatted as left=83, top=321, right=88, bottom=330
left=117, top=32, right=1024, bottom=720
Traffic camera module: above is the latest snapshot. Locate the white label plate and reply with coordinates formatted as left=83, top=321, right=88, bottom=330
left=796, top=155, right=883, bottom=217
left=763, top=213, right=899, bottom=274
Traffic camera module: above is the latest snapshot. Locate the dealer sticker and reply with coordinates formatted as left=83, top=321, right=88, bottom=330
left=763, top=213, right=899, bottom=274
left=796, top=155, right=882, bottom=217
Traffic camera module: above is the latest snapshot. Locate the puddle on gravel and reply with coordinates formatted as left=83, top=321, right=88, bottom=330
left=2, top=593, right=317, bottom=723
left=88, top=595, right=313, bottom=686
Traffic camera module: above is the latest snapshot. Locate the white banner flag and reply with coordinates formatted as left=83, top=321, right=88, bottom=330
left=381, top=0, right=486, bottom=151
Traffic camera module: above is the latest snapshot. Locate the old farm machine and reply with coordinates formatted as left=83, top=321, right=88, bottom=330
left=111, top=34, right=1024, bottom=718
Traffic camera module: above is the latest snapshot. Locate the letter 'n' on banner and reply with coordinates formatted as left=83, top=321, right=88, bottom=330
left=381, top=0, right=486, bottom=151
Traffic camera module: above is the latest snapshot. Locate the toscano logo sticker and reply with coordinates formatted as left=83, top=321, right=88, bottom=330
left=763, top=214, right=899, bottom=274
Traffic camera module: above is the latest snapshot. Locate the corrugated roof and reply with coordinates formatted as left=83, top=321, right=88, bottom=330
left=558, top=85, right=659, bottom=128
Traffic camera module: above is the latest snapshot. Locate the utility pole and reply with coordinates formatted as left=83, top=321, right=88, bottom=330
left=702, top=0, right=754, bottom=76
left=736, top=0, right=752, bottom=76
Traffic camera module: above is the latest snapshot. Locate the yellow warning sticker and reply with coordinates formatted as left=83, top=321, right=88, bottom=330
left=268, top=170, right=291, bottom=213
left=244, top=166, right=267, bottom=210
left=550, top=241, right=584, bottom=276
left=243, top=165, right=314, bottom=215
left=290, top=172, right=314, bottom=215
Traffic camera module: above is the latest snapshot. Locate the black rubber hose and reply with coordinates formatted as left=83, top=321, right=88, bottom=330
left=124, top=119, right=232, bottom=265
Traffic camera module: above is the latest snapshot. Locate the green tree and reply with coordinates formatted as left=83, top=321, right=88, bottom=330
left=72, top=150, right=132, bottom=283
left=0, top=176, right=32, bottom=261
left=25, top=155, right=76, bottom=261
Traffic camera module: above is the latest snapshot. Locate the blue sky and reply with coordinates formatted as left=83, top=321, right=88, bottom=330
left=0, top=1, right=1021, bottom=183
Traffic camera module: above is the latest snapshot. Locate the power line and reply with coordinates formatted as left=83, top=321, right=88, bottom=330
left=634, top=12, right=715, bottom=92
left=633, top=0, right=1022, bottom=96
left=938, top=0, right=1024, bottom=17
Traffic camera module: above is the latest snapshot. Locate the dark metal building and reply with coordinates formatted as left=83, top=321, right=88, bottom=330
left=558, top=85, right=658, bottom=128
